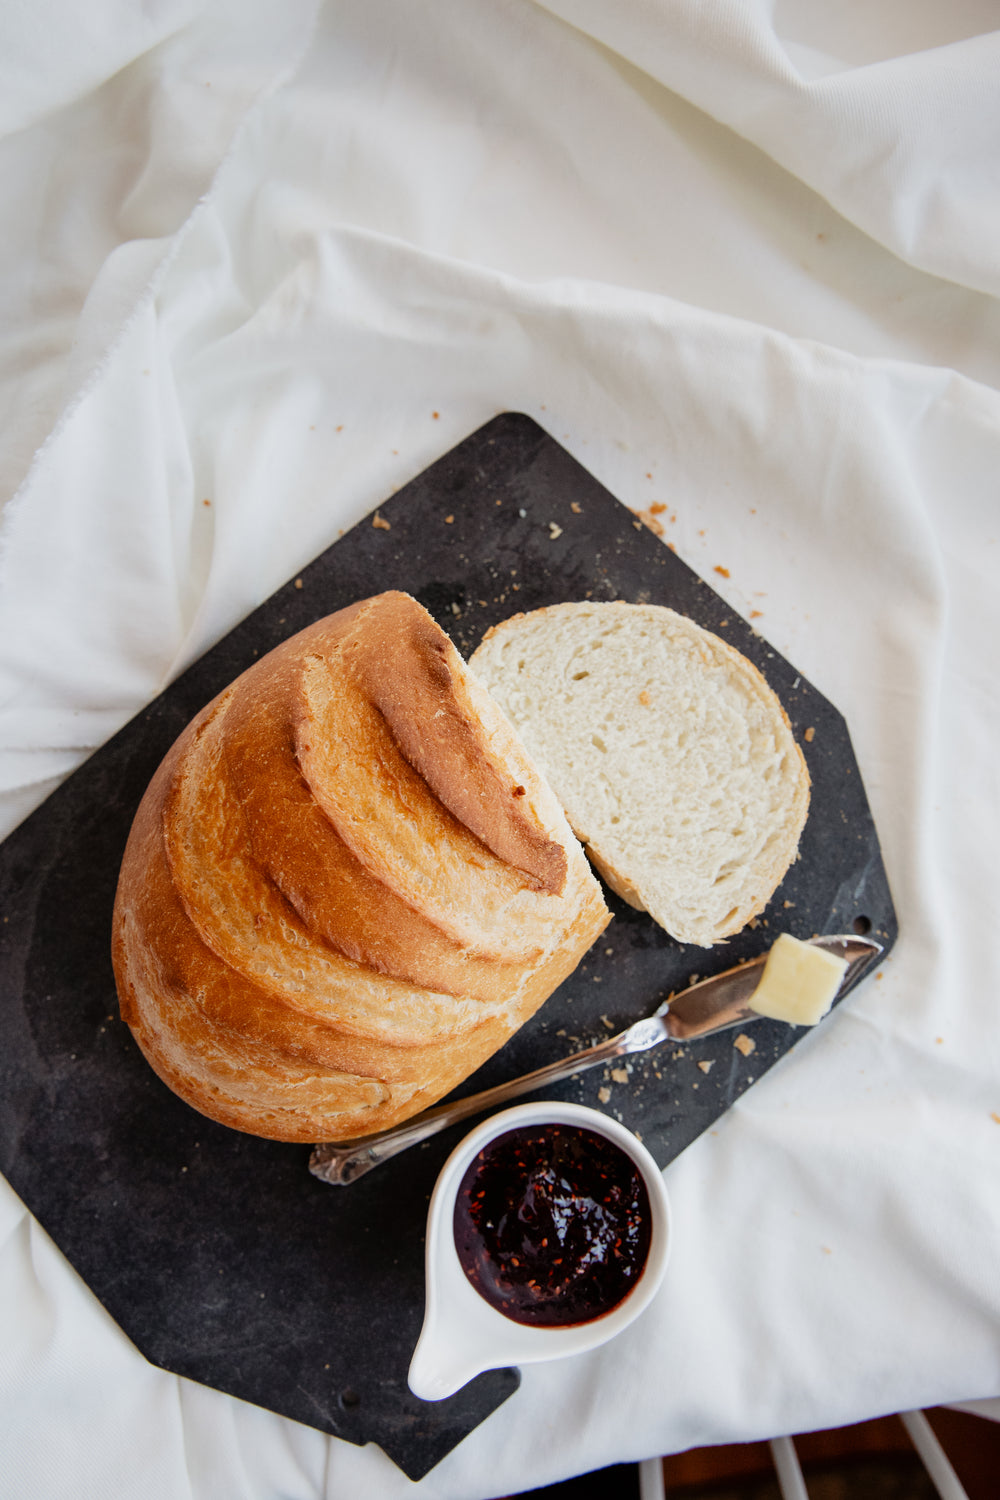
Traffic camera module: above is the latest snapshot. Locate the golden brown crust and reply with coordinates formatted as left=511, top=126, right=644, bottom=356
left=338, top=594, right=568, bottom=894
left=112, top=592, right=609, bottom=1142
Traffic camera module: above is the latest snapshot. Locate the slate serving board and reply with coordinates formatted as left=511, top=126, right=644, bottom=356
left=0, top=413, right=896, bottom=1480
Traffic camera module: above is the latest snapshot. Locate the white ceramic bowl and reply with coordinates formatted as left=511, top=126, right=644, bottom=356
left=407, top=1100, right=672, bottom=1400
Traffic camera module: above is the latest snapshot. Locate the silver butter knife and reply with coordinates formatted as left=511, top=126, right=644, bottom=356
left=309, top=933, right=881, bottom=1185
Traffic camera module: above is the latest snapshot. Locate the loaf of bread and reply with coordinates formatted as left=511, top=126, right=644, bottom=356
left=112, top=592, right=610, bottom=1142
left=470, top=601, right=810, bottom=948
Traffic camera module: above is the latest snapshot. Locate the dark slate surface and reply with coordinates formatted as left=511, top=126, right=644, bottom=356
left=0, top=413, right=896, bottom=1479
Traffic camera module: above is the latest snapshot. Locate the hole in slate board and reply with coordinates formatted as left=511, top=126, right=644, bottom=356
left=339, top=1388, right=361, bottom=1410
left=853, top=914, right=872, bottom=935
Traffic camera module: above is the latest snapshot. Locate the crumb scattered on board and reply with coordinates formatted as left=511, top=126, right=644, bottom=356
left=632, top=507, right=664, bottom=536
left=734, top=1034, right=756, bottom=1057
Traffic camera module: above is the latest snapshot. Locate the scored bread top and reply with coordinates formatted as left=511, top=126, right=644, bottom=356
left=470, top=600, right=810, bottom=948
left=112, top=591, right=610, bottom=1142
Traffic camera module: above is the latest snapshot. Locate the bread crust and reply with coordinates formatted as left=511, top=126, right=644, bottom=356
left=112, top=592, right=609, bottom=1141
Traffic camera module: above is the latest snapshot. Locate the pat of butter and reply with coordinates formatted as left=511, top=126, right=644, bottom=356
left=749, top=934, right=849, bottom=1026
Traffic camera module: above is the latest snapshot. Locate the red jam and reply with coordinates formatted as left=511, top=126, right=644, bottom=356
left=452, top=1123, right=652, bottom=1327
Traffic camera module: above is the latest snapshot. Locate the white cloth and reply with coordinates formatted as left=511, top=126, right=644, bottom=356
left=2, top=2, right=999, bottom=1495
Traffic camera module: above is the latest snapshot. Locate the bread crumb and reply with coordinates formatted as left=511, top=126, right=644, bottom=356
left=294, top=578, right=303, bottom=590
left=432, top=411, right=440, bottom=419
left=372, top=512, right=391, bottom=531
left=750, top=609, right=763, bottom=619
left=697, top=1060, right=713, bottom=1074
left=548, top=521, right=563, bottom=539
left=821, top=1246, right=832, bottom=1255
left=598, top=1086, right=611, bottom=1104
left=804, top=726, right=816, bottom=742
left=610, top=1067, right=629, bottom=1084
left=733, top=1033, right=756, bottom=1057
left=632, top=508, right=664, bottom=537
left=991, top=1112, right=1000, bottom=1125
left=571, top=501, right=582, bottom=514
left=714, top=565, right=730, bottom=578
left=444, top=514, right=454, bottom=524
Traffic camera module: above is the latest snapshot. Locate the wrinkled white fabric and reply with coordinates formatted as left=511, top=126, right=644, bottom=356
left=1, top=1, right=998, bottom=1496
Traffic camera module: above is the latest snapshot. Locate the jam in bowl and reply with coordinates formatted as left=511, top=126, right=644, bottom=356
left=454, top=1119, right=653, bottom=1327
left=408, top=1101, right=671, bottom=1400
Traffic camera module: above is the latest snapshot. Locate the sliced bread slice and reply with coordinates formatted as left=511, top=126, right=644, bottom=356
left=470, top=600, right=810, bottom=948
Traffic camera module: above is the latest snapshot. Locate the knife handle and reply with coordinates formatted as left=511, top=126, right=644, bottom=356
left=309, top=1027, right=638, bottom=1185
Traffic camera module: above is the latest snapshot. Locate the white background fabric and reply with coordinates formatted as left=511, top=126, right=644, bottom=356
left=1, top=2, right=998, bottom=1495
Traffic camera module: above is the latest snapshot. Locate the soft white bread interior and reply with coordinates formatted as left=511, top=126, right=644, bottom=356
left=112, top=591, right=610, bottom=1142
left=469, top=600, right=810, bottom=948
